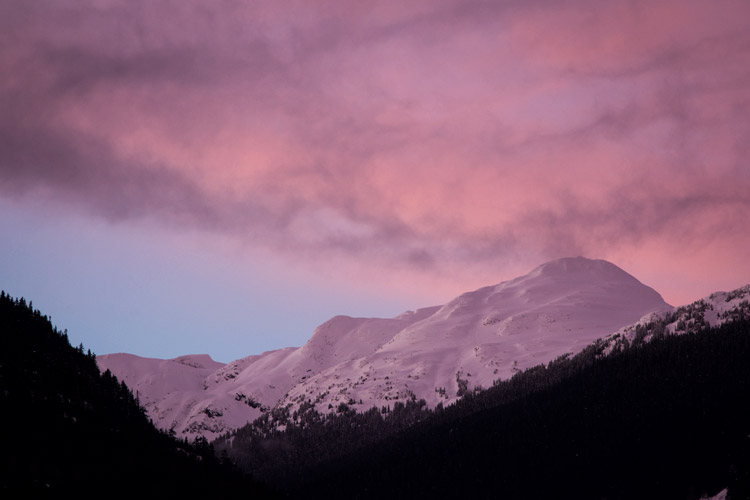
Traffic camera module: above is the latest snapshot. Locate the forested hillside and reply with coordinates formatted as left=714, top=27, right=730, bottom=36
left=0, top=291, right=272, bottom=495
left=219, top=314, right=750, bottom=499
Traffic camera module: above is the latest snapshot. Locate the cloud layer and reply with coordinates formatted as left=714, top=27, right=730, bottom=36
left=2, top=0, right=749, bottom=302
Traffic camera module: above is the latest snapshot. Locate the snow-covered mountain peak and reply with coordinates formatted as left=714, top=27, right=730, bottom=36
left=393, top=305, right=442, bottom=322
left=529, top=256, right=632, bottom=278
left=507, top=257, right=651, bottom=299
left=274, top=258, right=671, bottom=418
left=98, top=257, right=677, bottom=440
left=377, top=257, right=668, bottom=351
left=172, top=354, right=224, bottom=370
left=298, top=308, right=442, bottom=368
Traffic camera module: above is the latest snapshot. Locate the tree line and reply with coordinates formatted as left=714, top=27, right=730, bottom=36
left=0, top=291, right=274, bottom=496
left=217, top=312, right=750, bottom=499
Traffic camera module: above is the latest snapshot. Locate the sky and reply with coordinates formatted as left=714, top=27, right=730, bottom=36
left=1, top=0, right=749, bottom=362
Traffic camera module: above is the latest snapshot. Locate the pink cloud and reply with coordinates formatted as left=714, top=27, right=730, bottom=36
left=1, top=0, right=749, bottom=305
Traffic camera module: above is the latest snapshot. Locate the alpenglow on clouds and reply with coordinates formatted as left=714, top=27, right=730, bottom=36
left=2, top=0, right=749, bottom=361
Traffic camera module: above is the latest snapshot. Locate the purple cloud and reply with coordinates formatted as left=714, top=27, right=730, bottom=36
left=1, top=0, right=749, bottom=303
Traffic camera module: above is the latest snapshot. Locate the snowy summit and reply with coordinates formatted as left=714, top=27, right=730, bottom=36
left=98, top=257, right=672, bottom=440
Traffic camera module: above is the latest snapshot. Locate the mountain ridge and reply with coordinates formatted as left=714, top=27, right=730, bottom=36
left=97, top=257, right=674, bottom=440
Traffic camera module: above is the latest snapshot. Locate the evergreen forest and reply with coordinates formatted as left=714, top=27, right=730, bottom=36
left=0, top=291, right=273, bottom=496
left=217, top=313, right=750, bottom=499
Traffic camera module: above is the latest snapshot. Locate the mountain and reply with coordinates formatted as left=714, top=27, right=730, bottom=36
left=216, top=285, right=750, bottom=498
left=94, top=352, right=230, bottom=436
left=0, top=292, right=270, bottom=495
left=97, top=306, right=442, bottom=440
left=279, top=257, right=670, bottom=413
left=98, top=257, right=671, bottom=440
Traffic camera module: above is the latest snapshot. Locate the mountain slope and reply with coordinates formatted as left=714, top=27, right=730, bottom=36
left=99, top=257, right=671, bottom=440
left=287, top=314, right=750, bottom=499
left=0, top=292, right=269, bottom=494
left=279, top=257, right=669, bottom=413
left=217, top=286, right=750, bottom=498
left=97, top=305, right=437, bottom=439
